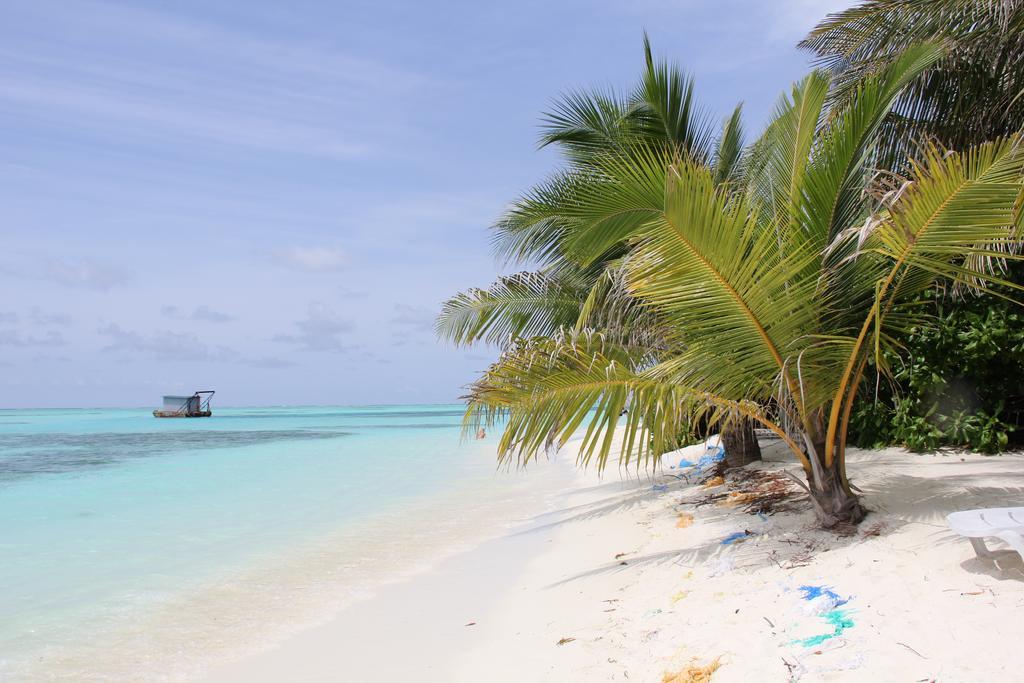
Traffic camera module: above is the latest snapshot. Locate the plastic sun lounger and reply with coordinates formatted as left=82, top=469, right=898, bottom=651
left=947, top=507, right=1024, bottom=560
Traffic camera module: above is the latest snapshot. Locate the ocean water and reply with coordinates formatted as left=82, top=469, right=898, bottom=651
left=0, top=405, right=570, bottom=680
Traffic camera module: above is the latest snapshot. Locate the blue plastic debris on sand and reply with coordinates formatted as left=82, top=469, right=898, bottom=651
left=798, top=585, right=849, bottom=607
left=720, top=531, right=750, bottom=545
left=697, top=447, right=726, bottom=469
left=677, top=442, right=727, bottom=471
left=789, top=585, right=856, bottom=648
left=794, top=609, right=855, bottom=647
left=652, top=483, right=669, bottom=492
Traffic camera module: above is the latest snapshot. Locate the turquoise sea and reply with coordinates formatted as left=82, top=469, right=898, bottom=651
left=0, top=405, right=567, bottom=680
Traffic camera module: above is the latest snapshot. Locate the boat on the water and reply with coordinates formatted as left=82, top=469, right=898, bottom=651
left=153, top=390, right=214, bottom=418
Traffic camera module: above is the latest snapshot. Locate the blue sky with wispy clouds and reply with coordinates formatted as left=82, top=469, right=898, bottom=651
left=0, top=0, right=851, bottom=408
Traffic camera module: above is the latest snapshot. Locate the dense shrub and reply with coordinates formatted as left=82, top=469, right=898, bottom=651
left=849, top=271, right=1024, bottom=453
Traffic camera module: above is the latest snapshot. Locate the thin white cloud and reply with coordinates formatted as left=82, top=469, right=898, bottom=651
left=0, top=257, right=130, bottom=291
left=0, top=329, right=65, bottom=347
left=389, top=303, right=436, bottom=333
left=273, top=302, right=356, bottom=353
left=161, top=304, right=234, bottom=323
left=27, top=308, right=73, bottom=326
left=44, top=260, right=129, bottom=290
left=0, top=0, right=441, bottom=159
left=32, top=353, right=71, bottom=363
left=0, top=308, right=74, bottom=326
left=98, top=323, right=235, bottom=362
left=17, top=0, right=437, bottom=91
left=338, top=285, right=371, bottom=299
left=244, top=356, right=298, bottom=369
left=0, top=81, right=370, bottom=160
left=274, top=246, right=349, bottom=273
left=192, top=305, right=233, bottom=323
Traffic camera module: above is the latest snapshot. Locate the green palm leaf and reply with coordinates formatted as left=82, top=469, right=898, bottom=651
left=539, top=89, right=636, bottom=165
left=633, top=34, right=716, bottom=163
left=824, top=135, right=1024, bottom=464
left=436, top=271, right=589, bottom=346
left=801, top=1, right=1024, bottom=168
left=625, top=159, right=821, bottom=406
left=465, top=332, right=803, bottom=471
left=801, top=43, right=944, bottom=251
left=745, top=71, right=830, bottom=238
left=713, top=103, right=745, bottom=188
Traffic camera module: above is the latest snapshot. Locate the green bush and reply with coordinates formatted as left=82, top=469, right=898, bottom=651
left=849, top=275, right=1024, bottom=453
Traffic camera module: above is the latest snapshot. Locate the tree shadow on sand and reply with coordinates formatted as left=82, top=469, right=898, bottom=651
left=513, top=477, right=676, bottom=536
left=534, top=450, right=1024, bottom=586
left=856, top=461, right=1024, bottom=582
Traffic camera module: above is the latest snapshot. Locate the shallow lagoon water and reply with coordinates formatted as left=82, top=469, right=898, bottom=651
left=0, top=405, right=561, bottom=679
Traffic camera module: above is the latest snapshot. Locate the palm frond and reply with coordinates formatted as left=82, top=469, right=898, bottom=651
left=549, top=145, right=673, bottom=267
left=872, top=136, right=1024, bottom=307
left=823, top=135, right=1024, bottom=463
left=490, top=171, right=577, bottom=266
left=539, top=89, right=637, bottom=165
left=801, top=43, right=944, bottom=252
left=465, top=332, right=803, bottom=471
left=745, top=71, right=830, bottom=240
left=625, top=159, right=823, bottom=407
left=632, top=34, right=716, bottom=163
left=436, top=271, right=590, bottom=347
left=574, top=263, right=680, bottom=354
left=801, top=0, right=1022, bottom=67
left=713, top=103, right=745, bottom=188
left=801, top=1, right=1024, bottom=167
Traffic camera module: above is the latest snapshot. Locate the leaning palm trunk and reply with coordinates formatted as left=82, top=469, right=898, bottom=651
left=803, top=412, right=865, bottom=526
left=720, top=418, right=761, bottom=468
left=806, top=457, right=864, bottom=527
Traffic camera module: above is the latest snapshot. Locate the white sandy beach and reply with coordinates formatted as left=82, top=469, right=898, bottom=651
left=205, top=438, right=1024, bottom=682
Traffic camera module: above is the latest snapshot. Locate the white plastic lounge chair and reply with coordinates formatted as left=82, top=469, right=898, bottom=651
left=947, top=507, right=1024, bottom=560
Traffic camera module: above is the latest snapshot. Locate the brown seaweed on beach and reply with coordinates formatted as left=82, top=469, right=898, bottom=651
left=728, top=469, right=805, bottom=515
left=702, top=475, right=725, bottom=489
left=691, top=468, right=806, bottom=516
left=723, top=491, right=756, bottom=507
left=676, top=512, right=695, bottom=528
left=661, top=657, right=721, bottom=683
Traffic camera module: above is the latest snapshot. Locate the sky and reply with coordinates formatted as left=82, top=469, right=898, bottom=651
left=0, top=0, right=854, bottom=409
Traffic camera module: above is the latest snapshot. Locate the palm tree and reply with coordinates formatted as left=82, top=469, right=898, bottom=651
left=460, top=44, right=1024, bottom=527
left=803, top=1, right=1024, bottom=448
left=801, top=0, right=1024, bottom=168
left=437, top=39, right=762, bottom=466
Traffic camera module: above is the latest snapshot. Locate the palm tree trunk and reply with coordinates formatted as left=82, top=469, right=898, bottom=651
left=806, top=465, right=865, bottom=527
left=804, top=431, right=865, bottom=527
left=721, top=418, right=761, bottom=468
